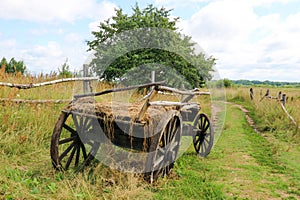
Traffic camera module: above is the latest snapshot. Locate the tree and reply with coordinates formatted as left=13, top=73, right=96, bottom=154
left=87, top=4, right=215, bottom=88
left=223, top=78, right=233, bottom=88
left=0, top=57, right=26, bottom=74
left=58, top=59, right=73, bottom=78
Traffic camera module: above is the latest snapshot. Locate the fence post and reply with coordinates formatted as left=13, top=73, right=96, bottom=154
left=150, top=71, right=155, bottom=90
left=281, top=94, right=286, bottom=106
left=83, top=64, right=89, bottom=94
left=278, top=91, right=282, bottom=100
left=250, top=88, right=254, bottom=100
left=151, top=71, right=155, bottom=83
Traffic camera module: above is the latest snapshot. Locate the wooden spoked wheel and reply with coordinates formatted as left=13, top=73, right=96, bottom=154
left=51, top=111, right=101, bottom=171
left=193, top=113, right=214, bottom=157
left=145, top=114, right=181, bottom=183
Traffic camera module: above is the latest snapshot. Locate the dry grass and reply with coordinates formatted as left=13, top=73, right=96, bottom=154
left=0, top=73, right=212, bottom=199
left=226, top=86, right=300, bottom=142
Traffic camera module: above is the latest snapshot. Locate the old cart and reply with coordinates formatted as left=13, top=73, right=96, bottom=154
left=50, top=82, right=213, bottom=182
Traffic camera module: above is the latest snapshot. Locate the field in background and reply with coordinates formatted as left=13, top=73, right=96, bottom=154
left=0, top=74, right=299, bottom=199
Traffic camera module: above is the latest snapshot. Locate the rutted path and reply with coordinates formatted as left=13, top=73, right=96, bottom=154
left=211, top=101, right=261, bottom=135
left=225, top=102, right=260, bottom=134
left=208, top=101, right=300, bottom=199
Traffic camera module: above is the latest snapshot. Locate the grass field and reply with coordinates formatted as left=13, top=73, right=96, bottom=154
left=0, top=74, right=299, bottom=199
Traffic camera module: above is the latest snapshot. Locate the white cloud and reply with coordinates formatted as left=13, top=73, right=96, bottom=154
left=18, top=42, right=64, bottom=72
left=0, top=0, right=117, bottom=22
left=64, top=33, right=82, bottom=43
left=178, top=0, right=300, bottom=81
left=0, top=0, right=117, bottom=74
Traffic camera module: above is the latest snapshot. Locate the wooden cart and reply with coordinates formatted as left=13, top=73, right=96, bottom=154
left=50, top=82, right=213, bottom=182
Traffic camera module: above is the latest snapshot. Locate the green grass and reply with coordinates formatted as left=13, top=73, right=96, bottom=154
left=1, top=78, right=299, bottom=199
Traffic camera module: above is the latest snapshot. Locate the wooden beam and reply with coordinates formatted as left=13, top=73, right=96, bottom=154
left=0, top=77, right=98, bottom=89
left=158, top=85, right=210, bottom=96
left=0, top=98, right=70, bottom=104
left=135, top=86, right=159, bottom=122
left=149, top=101, right=199, bottom=107
left=74, top=81, right=165, bottom=98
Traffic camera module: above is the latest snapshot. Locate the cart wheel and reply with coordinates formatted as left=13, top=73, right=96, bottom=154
left=193, top=113, right=214, bottom=157
left=51, top=111, right=100, bottom=171
left=145, top=113, right=182, bottom=183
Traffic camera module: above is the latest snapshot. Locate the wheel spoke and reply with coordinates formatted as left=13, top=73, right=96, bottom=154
left=200, top=144, right=204, bottom=153
left=85, top=120, right=93, bottom=132
left=195, top=136, right=201, bottom=145
left=153, top=154, right=164, bottom=168
left=167, top=126, right=172, bottom=144
left=59, top=136, right=77, bottom=145
left=164, top=127, right=168, bottom=146
left=204, top=136, right=210, bottom=144
left=72, top=115, right=80, bottom=131
left=59, top=142, right=76, bottom=161
left=158, top=147, right=165, bottom=154
left=65, top=144, right=78, bottom=170
left=168, top=119, right=175, bottom=142
left=196, top=139, right=201, bottom=152
left=169, top=140, right=178, bottom=152
left=75, top=145, right=81, bottom=167
left=203, top=139, right=207, bottom=151
left=63, top=124, right=77, bottom=135
left=79, top=116, right=84, bottom=131
left=83, top=117, right=91, bottom=129
left=203, top=122, right=210, bottom=132
left=81, top=143, right=88, bottom=160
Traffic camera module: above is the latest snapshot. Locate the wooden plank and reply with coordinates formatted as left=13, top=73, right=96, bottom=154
left=0, top=98, right=70, bottom=104
left=0, top=77, right=98, bottom=89
left=135, top=87, right=158, bottom=122
left=158, top=85, right=210, bottom=96
left=181, top=94, right=195, bottom=103
left=74, top=81, right=165, bottom=98
left=149, top=101, right=199, bottom=107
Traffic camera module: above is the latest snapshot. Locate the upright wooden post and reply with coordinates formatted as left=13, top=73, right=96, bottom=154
left=278, top=91, right=282, bottom=100
left=151, top=71, right=155, bottom=83
left=281, top=94, right=286, bottom=107
left=250, top=88, right=254, bottom=100
left=83, top=64, right=89, bottom=94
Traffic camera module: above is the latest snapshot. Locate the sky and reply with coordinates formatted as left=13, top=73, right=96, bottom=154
left=0, top=0, right=299, bottom=82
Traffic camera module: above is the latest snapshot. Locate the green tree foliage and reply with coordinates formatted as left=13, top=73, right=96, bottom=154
left=223, top=78, right=233, bottom=88
left=0, top=57, right=26, bottom=74
left=87, top=4, right=215, bottom=88
left=58, top=59, right=73, bottom=78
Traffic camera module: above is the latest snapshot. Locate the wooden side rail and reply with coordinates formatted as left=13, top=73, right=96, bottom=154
left=0, top=77, right=98, bottom=89
left=148, top=101, right=199, bottom=107
left=74, top=81, right=165, bottom=98
left=157, top=85, right=210, bottom=96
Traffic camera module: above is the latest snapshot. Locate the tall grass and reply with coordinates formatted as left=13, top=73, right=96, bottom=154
left=226, top=86, right=300, bottom=142
left=0, top=73, right=212, bottom=199
left=1, top=74, right=155, bottom=199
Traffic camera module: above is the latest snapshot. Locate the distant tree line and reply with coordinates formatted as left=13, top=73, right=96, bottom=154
left=232, top=79, right=300, bottom=87
left=0, top=57, right=26, bottom=74
left=209, top=79, right=300, bottom=88
left=0, top=57, right=74, bottom=78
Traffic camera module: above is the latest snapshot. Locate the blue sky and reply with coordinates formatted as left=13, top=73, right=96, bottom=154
left=0, top=0, right=299, bottom=82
